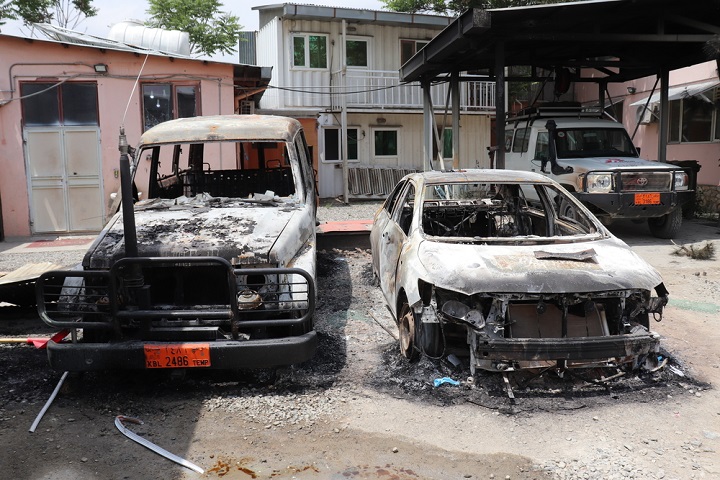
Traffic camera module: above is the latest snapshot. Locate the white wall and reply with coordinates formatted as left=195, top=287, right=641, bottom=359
left=317, top=112, right=492, bottom=197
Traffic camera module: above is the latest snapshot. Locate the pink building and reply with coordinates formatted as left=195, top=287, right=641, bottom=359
left=0, top=29, right=267, bottom=239
left=576, top=61, right=720, bottom=213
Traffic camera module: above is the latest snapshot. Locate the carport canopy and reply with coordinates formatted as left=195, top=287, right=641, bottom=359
left=400, top=0, right=720, bottom=167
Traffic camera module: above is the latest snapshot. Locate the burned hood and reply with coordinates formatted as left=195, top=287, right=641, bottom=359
left=416, top=237, right=663, bottom=295
left=85, top=197, right=302, bottom=269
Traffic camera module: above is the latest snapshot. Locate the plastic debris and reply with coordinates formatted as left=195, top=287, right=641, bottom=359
left=115, top=415, right=204, bottom=474
left=0, top=329, right=69, bottom=349
left=29, top=371, right=69, bottom=433
left=667, top=365, right=685, bottom=377
left=433, top=377, right=461, bottom=387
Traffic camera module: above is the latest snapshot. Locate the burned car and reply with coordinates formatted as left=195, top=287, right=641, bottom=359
left=370, top=170, right=668, bottom=373
left=37, top=115, right=318, bottom=371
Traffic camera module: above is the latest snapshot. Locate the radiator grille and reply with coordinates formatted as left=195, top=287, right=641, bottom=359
left=619, top=172, right=672, bottom=192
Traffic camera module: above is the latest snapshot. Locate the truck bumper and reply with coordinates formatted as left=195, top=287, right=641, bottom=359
left=46, top=332, right=318, bottom=371
left=575, top=190, right=694, bottom=218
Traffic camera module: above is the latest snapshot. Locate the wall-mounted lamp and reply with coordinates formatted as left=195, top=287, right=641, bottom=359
left=627, top=86, right=636, bottom=94
left=376, top=117, right=386, bottom=124
left=93, top=63, right=108, bottom=73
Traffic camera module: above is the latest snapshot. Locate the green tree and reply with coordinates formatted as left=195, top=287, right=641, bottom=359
left=382, top=0, right=577, bottom=15
left=0, top=1, right=16, bottom=28
left=7, top=0, right=97, bottom=29
left=146, top=0, right=242, bottom=57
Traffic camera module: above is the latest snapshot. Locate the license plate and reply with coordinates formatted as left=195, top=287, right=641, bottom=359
left=634, top=193, right=660, bottom=205
left=144, top=344, right=211, bottom=368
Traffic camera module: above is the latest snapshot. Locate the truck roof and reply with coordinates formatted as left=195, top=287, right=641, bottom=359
left=138, top=115, right=303, bottom=147
left=507, top=117, right=625, bottom=130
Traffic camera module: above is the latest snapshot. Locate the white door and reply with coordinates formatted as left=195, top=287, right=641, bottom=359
left=21, top=81, right=104, bottom=234
left=25, top=127, right=104, bottom=233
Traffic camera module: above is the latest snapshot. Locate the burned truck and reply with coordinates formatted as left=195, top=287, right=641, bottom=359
left=37, top=115, right=318, bottom=371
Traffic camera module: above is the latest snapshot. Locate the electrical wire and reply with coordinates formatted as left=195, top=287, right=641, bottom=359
left=122, top=53, right=150, bottom=126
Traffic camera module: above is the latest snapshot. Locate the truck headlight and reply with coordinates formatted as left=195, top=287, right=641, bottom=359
left=674, top=172, right=689, bottom=191
left=586, top=173, right=613, bottom=193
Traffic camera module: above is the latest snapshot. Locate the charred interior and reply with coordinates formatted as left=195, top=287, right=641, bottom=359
left=420, top=182, right=597, bottom=239
left=146, top=141, right=296, bottom=200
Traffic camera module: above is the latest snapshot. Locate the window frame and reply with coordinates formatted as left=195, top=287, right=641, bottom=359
left=141, top=82, right=200, bottom=132
left=372, top=128, right=400, bottom=158
left=291, top=33, right=329, bottom=70
left=20, top=81, right=99, bottom=127
left=345, top=36, right=371, bottom=69
left=400, top=39, right=429, bottom=66
left=321, top=127, right=360, bottom=164
left=667, top=88, right=720, bottom=144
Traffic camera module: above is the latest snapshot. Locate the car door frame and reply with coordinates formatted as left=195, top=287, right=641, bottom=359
left=377, top=179, right=415, bottom=315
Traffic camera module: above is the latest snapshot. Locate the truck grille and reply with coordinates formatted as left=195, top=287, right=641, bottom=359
left=619, top=172, right=672, bottom=192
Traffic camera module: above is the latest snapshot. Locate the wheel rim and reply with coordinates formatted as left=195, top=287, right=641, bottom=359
left=559, top=199, right=577, bottom=221
left=399, top=307, right=416, bottom=359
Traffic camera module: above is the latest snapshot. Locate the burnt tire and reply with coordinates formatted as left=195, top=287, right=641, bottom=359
left=648, top=207, right=682, bottom=239
left=417, top=320, right=443, bottom=358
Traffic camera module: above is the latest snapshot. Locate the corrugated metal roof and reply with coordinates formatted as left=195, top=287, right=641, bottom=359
left=253, top=3, right=452, bottom=28
left=32, top=23, right=196, bottom=59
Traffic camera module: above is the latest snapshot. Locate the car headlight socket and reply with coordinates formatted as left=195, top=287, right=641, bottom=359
left=586, top=173, right=613, bottom=193
left=674, top=171, right=689, bottom=191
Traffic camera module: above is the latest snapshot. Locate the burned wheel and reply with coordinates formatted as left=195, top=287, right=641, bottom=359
left=398, top=303, right=419, bottom=361
left=558, top=197, right=579, bottom=221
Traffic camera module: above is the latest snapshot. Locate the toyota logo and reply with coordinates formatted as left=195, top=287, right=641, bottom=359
left=636, top=177, right=648, bottom=186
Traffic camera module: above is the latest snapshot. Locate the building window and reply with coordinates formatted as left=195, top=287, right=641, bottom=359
left=668, top=90, right=720, bottom=143
left=374, top=129, right=398, bottom=157
left=324, top=128, right=359, bottom=162
left=400, top=39, right=428, bottom=65
left=346, top=39, right=368, bottom=68
left=21, top=82, right=98, bottom=126
left=433, top=128, right=453, bottom=159
left=292, top=34, right=328, bottom=69
left=668, top=96, right=716, bottom=143
left=142, top=84, right=199, bottom=131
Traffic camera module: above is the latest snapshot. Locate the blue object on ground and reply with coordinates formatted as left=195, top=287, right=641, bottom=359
left=433, top=377, right=461, bottom=387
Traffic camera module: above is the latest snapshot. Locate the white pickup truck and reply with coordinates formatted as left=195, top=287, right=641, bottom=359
left=504, top=105, right=695, bottom=238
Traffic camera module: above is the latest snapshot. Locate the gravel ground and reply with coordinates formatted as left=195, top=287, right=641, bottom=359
left=1, top=204, right=718, bottom=480
left=317, top=198, right=382, bottom=223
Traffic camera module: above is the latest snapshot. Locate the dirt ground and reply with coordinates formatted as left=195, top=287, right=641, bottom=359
left=1, top=218, right=719, bottom=480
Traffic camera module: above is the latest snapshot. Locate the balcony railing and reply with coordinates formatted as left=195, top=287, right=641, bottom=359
left=280, top=70, right=495, bottom=111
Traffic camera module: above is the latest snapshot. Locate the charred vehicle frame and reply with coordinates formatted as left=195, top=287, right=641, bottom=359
left=37, top=115, right=318, bottom=371
left=370, top=170, right=668, bottom=373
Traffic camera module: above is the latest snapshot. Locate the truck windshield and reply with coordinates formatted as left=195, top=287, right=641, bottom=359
left=555, top=128, right=637, bottom=159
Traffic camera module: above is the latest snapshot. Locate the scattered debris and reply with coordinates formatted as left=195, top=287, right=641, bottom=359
left=0, top=330, right=68, bottom=349
left=0, top=262, right=63, bottom=306
left=672, top=241, right=715, bottom=260
left=433, top=377, right=461, bottom=387
left=114, top=415, right=204, bottom=474
left=29, top=371, right=69, bottom=433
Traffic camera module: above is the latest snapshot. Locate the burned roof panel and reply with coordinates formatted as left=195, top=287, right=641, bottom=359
left=138, top=115, right=302, bottom=147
